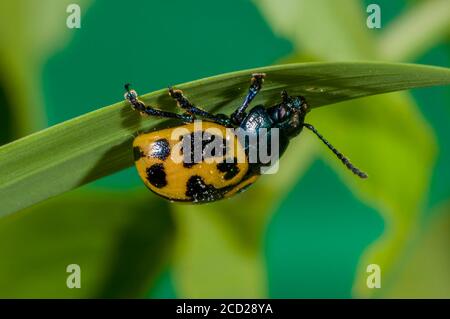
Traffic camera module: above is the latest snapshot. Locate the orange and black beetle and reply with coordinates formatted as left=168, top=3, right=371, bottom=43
left=125, top=74, right=366, bottom=203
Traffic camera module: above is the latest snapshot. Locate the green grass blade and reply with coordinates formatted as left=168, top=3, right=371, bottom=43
left=0, top=62, right=449, bottom=217
left=255, top=0, right=375, bottom=60
left=378, top=0, right=450, bottom=61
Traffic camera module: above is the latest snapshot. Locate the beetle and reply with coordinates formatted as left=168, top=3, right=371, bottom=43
left=125, top=73, right=367, bottom=203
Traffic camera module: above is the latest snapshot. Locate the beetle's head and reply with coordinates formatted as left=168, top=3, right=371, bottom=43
left=268, top=91, right=309, bottom=138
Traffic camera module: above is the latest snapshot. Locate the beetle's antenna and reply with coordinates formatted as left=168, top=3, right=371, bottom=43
left=124, top=83, right=131, bottom=92
left=303, top=123, right=368, bottom=178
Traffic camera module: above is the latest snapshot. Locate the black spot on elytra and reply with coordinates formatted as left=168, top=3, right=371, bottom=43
left=180, top=132, right=198, bottom=168
left=150, top=138, right=170, bottom=161
left=133, top=146, right=145, bottom=161
left=217, top=158, right=240, bottom=180
left=180, top=132, right=228, bottom=168
left=146, top=163, right=167, bottom=188
left=185, top=175, right=224, bottom=202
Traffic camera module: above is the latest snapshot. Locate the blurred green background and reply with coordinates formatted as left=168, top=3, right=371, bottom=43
left=0, top=0, right=449, bottom=298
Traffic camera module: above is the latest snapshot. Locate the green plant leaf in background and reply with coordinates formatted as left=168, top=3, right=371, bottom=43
left=384, top=202, right=450, bottom=298
left=254, top=0, right=448, bottom=298
left=0, top=0, right=91, bottom=138
left=1, top=62, right=449, bottom=218
left=0, top=189, right=174, bottom=298
left=378, top=0, right=450, bottom=61
left=255, top=0, right=377, bottom=60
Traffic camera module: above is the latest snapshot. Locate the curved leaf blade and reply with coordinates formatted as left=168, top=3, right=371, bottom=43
left=0, top=62, right=449, bottom=216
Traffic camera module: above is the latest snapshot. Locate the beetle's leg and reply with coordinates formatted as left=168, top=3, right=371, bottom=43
left=281, top=89, right=290, bottom=104
left=135, top=102, right=194, bottom=123
left=124, top=84, right=193, bottom=123
left=168, top=87, right=231, bottom=126
left=230, top=73, right=266, bottom=125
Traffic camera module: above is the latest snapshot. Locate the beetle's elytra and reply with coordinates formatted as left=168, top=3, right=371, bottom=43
left=125, top=74, right=367, bottom=203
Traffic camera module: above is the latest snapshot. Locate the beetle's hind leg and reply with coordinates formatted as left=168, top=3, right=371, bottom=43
left=168, top=87, right=231, bottom=126
left=124, top=84, right=193, bottom=122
